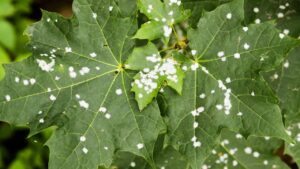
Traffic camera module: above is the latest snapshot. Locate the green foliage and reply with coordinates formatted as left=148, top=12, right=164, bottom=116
left=1, top=0, right=300, bottom=169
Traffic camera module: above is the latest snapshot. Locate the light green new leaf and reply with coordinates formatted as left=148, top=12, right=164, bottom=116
left=0, top=1, right=165, bottom=169
left=0, top=46, right=10, bottom=80
left=135, top=0, right=190, bottom=40
left=163, top=0, right=298, bottom=168
left=203, top=129, right=289, bottom=169
left=127, top=43, right=185, bottom=110
left=0, top=0, right=14, bottom=17
left=0, top=19, right=16, bottom=50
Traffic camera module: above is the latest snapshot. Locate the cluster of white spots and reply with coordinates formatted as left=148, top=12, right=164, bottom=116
left=147, top=5, right=153, bottom=13
left=5, top=95, right=11, bottom=102
left=191, top=62, right=199, bottom=71
left=79, top=67, right=90, bottom=75
left=136, top=143, right=144, bottom=149
left=36, top=59, right=55, bottom=72
left=234, top=53, right=240, bottom=59
left=130, top=162, right=136, bottom=167
left=49, top=95, right=57, bottom=101
left=202, top=67, right=209, bottom=74
left=226, top=13, right=232, bottom=20
left=89, top=52, right=97, bottom=58
left=221, top=139, right=229, bottom=146
left=146, top=54, right=161, bottom=63
left=39, top=118, right=44, bottom=123
left=201, top=164, right=211, bottom=169
left=191, top=107, right=205, bottom=117
left=80, top=136, right=86, bottom=142
left=135, top=58, right=178, bottom=94
left=283, top=61, right=289, bottom=68
left=215, top=152, right=228, bottom=164
left=69, top=66, right=77, bottom=78
left=115, top=88, right=123, bottom=95
left=65, top=47, right=72, bottom=53
left=168, top=0, right=181, bottom=6
left=229, top=148, right=238, bottom=155
left=191, top=50, right=197, bottom=56
left=217, top=51, right=227, bottom=61
left=99, top=107, right=107, bottom=113
left=82, top=147, right=88, bottom=154
left=253, top=7, right=260, bottom=13
left=243, top=43, right=250, bottom=50
left=191, top=136, right=201, bottom=148
left=217, top=80, right=232, bottom=115
left=163, top=25, right=172, bottom=37
left=79, top=100, right=89, bottom=109
left=279, top=29, right=290, bottom=39
left=109, top=6, right=113, bottom=11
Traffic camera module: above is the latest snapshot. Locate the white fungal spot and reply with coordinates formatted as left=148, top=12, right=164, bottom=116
left=99, top=107, right=107, bottom=113
left=284, top=61, right=289, bottom=68
left=255, top=19, right=261, bottom=24
left=92, top=12, right=97, bottom=19
left=105, top=113, right=111, bottom=119
left=253, top=7, right=259, bottom=13
left=236, top=133, right=243, bottom=139
left=116, top=89, right=123, bottom=96
left=225, top=77, right=231, bottom=83
left=130, top=162, right=136, bottom=167
left=36, top=59, right=55, bottom=72
left=65, top=47, right=72, bottom=53
left=244, top=147, right=252, bottom=154
left=137, top=143, right=144, bottom=149
left=199, top=93, right=206, bottom=99
left=243, top=43, right=250, bottom=50
left=89, top=53, right=97, bottom=57
left=253, top=151, right=260, bottom=158
left=226, top=13, right=232, bottom=19
left=193, top=122, right=199, bottom=128
left=237, top=112, right=243, bottom=116
left=39, top=118, right=44, bottom=123
left=283, top=29, right=290, bottom=35
left=279, top=33, right=285, bottom=39
left=263, top=160, right=269, bottom=165
left=191, top=63, right=199, bottom=71
left=79, top=67, right=90, bottom=75
left=82, top=147, right=88, bottom=154
left=279, top=5, right=286, bottom=10
left=216, top=104, right=223, bottom=110
left=38, top=111, right=43, bottom=114
left=5, top=95, right=11, bottom=102
left=146, top=54, right=161, bottom=63
left=50, top=95, right=57, bottom=101
left=15, top=77, right=20, bottom=83
left=30, top=78, right=36, bottom=85
left=80, top=136, right=86, bottom=142
left=163, top=25, right=172, bottom=37
left=191, top=50, right=197, bottom=56
left=233, top=160, right=238, bottom=166
left=217, top=51, right=225, bottom=57
left=79, top=100, right=89, bottom=109
left=109, top=6, right=113, bottom=11
left=243, top=27, right=248, bottom=32
left=277, top=12, right=284, bottom=18
left=234, top=53, right=240, bottom=59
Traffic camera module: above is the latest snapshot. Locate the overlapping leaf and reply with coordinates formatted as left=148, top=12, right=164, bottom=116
left=0, top=1, right=165, bottom=169
left=162, top=0, right=299, bottom=168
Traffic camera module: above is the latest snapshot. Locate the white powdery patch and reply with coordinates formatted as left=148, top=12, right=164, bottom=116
left=191, top=107, right=205, bottom=117
left=80, top=136, right=86, bottom=142
left=130, top=162, right=136, bottom=167
left=89, top=52, right=97, bottom=58
left=99, top=107, right=107, bottom=113
left=255, top=18, right=261, bottom=24
left=15, top=77, right=20, bottom=83
left=30, top=78, right=36, bottom=85
left=191, top=50, right=197, bottom=56
left=146, top=54, right=161, bottom=63
left=105, top=113, right=111, bottom=119
left=169, top=0, right=181, bottom=6
left=135, top=59, right=178, bottom=94
left=79, top=100, right=89, bottom=109
left=39, top=118, right=45, bottom=123
left=115, top=88, right=123, bottom=95
left=243, top=27, right=248, bottom=32
left=163, top=25, right=172, bottom=37
left=244, top=147, right=252, bottom=154
left=191, top=63, right=199, bottom=71
left=243, top=43, right=250, bottom=50
left=253, top=7, right=260, bottom=13
left=5, top=95, right=11, bottom=102
left=36, top=59, right=55, bottom=72
left=109, top=6, right=113, bottom=11
left=65, top=47, right=72, bottom=53
left=191, top=136, right=201, bottom=148
left=147, top=5, right=153, bottom=13
left=284, top=61, right=289, bottom=68
left=226, top=13, right=232, bottom=19
left=79, top=67, right=90, bottom=75
left=224, top=89, right=232, bottom=115
left=92, top=12, right=97, bottom=19
left=234, top=53, right=240, bottom=59
left=50, top=95, right=57, bottom=101
left=136, top=143, right=144, bottom=149
left=82, top=147, right=88, bottom=154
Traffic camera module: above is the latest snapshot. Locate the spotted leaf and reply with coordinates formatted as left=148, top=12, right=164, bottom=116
left=163, top=0, right=299, bottom=168
left=0, top=1, right=165, bottom=169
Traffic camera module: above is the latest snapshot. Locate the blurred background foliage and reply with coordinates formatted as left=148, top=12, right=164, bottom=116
left=0, top=0, right=72, bottom=168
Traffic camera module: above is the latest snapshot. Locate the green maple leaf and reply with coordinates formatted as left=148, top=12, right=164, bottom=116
left=203, top=129, right=289, bottom=169
left=161, top=0, right=299, bottom=168
left=0, top=1, right=165, bottom=169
